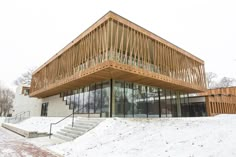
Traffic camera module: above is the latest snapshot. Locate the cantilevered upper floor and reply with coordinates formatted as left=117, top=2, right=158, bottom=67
left=30, top=11, right=207, bottom=98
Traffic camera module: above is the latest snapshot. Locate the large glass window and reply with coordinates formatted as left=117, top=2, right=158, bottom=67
left=160, top=89, right=167, bottom=117
left=171, top=92, right=177, bottom=117
left=166, top=90, right=172, bottom=117
left=84, top=86, right=89, bottom=113
left=89, top=84, right=95, bottom=113
left=114, top=81, right=125, bottom=117
left=134, top=84, right=147, bottom=117
left=78, top=88, right=84, bottom=113
left=74, top=93, right=79, bottom=112
left=181, top=94, right=189, bottom=117
left=147, top=87, right=159, bottom=118
left=70, top=94, right=75, bottom=110
left=101, top=80, right=110, bottom=117
left=125, top=82, right=133, bottom=117
left=61, top=79, right=195, bottom=118
left=95, top=83, right=102, bottom=114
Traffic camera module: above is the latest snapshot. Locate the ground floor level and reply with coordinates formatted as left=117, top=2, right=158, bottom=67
left=55, top=79, right=207, bottom=118
left=14, top=81, right=236, bottom=118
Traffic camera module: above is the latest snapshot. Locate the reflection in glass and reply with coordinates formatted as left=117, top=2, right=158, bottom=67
left=148, top=87, right=159, bottom=118
left=160, top=89, right=167, bottom=117
left=84, top=86, right=89, bottom=113
left=101, top=80, right=110, bottom=117
left=166, top=90, right=172, bottom=117
left=171, top=92, right=177, bottom=117
left=134, top=84, right=147, bottom=117
left=114, top=81, right=125, bottom=117
left=89, top=84, right=95, bottom=113
left=95, top=83, right=102, bottom=114
left=125, top=82, right=133, bottom=117
left=61, top=79, right=193, bottom=118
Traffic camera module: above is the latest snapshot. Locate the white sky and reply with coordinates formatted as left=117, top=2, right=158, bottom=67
left=0, top=0, right=236, bottom=90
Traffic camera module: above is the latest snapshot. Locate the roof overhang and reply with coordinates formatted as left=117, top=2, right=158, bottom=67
left=30, top=60, right=206, bottom=98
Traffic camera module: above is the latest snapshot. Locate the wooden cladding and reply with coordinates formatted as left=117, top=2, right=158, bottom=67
left=203, top=87, right=236, bottom=116
left=30, top=12, right=206, bottom=97
left=206, top=96, right=236, bottom=116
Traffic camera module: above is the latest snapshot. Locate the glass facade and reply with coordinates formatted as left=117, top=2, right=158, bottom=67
left=62, top=80, right=206, bottom=117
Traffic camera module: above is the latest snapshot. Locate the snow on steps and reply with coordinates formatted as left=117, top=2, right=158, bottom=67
left=53, top=118, right=104, bottom=141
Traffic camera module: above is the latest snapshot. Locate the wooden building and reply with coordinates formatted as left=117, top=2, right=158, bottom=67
left=199, top=87, right=236, bottom=116
left=30, top=11, right=208, bottom=118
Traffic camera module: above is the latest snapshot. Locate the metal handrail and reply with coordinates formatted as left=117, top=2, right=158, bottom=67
left=5, top=111, right=30, bottom=123
left=49, top=105, right=88, bottom=138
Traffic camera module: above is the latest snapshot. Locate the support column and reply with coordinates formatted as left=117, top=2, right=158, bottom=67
left=176, top=92, right=182, bottom=117
left=110, top=79, right=113, bottom=117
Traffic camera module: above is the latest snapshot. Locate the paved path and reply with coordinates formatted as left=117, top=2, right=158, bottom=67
left=0, top=126, right=58, bottom=157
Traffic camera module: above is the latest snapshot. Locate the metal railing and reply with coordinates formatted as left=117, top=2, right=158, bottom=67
left=49, top=105, right=88, bottom=138
left=5, top=111, right=30, bottom=123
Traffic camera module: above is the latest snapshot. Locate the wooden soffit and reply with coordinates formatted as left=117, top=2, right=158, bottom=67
left=30, top=61, right=206, bottom=98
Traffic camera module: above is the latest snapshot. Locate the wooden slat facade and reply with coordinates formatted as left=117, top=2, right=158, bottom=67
left=199, top=87, right=236, bottom=116
left=30, top=11, right=206, bottom=98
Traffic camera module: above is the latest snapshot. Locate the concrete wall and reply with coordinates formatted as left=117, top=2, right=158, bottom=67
left=13, top=86, right=42, bottom=117
left=188, top=96, right=205, bottom=103
left=42, top=94, right=72, bottom=117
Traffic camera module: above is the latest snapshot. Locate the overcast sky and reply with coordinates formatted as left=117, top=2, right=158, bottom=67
left=0, top=0, right=235, bottom=90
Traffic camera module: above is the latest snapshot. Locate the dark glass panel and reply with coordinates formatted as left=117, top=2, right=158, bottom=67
left=89, top=84, right=95, bottom=113
left=74, top=93, right=79, bottom=112
left=84, top=86, right=89, bottom=113
left=133, top=84, right=147, bottom=117
left=180, top=94, right=189, bottom=117
left=114, top=80, right=125, bottom=117
left=69, top=95, right=75, bottom=110
left=78, top=88, right=84, bottom=113
left=125, top=82, right=133, bottom=117
left=171, top=91, right=177, bottom=117
left=160, top=89, right=167, bottom=117
left=66, top=95, right=71, bottom=105
left=101, top=80, right=110, bottom=117
left=166, top=90, right=172, bottom=117
left=147, top=87, right=159, bottom=117
left=95, top=82, right=102, bottom=114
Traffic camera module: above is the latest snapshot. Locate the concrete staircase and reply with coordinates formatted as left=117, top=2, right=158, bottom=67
left=53, top=118, right=104, bottom=141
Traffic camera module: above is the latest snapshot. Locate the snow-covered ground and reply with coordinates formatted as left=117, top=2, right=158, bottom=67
left=0, top=117, right=6, bottom=125
left=48, top=115, right=236, bottom=157
left=7, top=117, right=73, bottom=133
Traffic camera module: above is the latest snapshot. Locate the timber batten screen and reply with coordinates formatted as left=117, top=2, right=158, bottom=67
left=199, top=87, right=236, bottom=116
left=30, top=11, right=206, bottom=98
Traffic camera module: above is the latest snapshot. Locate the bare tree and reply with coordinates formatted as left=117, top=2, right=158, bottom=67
left=206, top=72, right=218, bottom=89
left=216, top=77, right=236, bottom=88
left=0, top=86, right=15, bottom=116
left=14, top=68, right=35, bottom=86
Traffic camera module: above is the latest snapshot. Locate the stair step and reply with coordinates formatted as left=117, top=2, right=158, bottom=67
left=65, top=126, right=88, bottom=132
left=76, top=118, right=103, bottom=122
left=72, top=124, right=94, bottom=129
left=53, top=133, right=73, bottom=141
left=74, top=121, right=97, bottom=126
left=52, top=118, right=104, bottom=141
left=61, top=128, right=83, bottom=136
left=57, top=131, right=78, bottom=138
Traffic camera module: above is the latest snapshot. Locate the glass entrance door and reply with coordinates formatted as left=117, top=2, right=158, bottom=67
left=41, top=102, right=48, bottom=116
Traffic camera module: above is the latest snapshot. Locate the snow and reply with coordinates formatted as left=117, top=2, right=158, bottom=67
left=7, top=117, right=73, bottom=133
left=0, top=117, right=5, bottom=125
left=49, top=115, right=236, bottom=157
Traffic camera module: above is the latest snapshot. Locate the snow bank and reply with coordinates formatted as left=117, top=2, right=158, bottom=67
left=9, top=117, right=74, bottom=133
left=0, top=117, right=5, bottom=125
left=49, top=115, right=236, bottom=157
